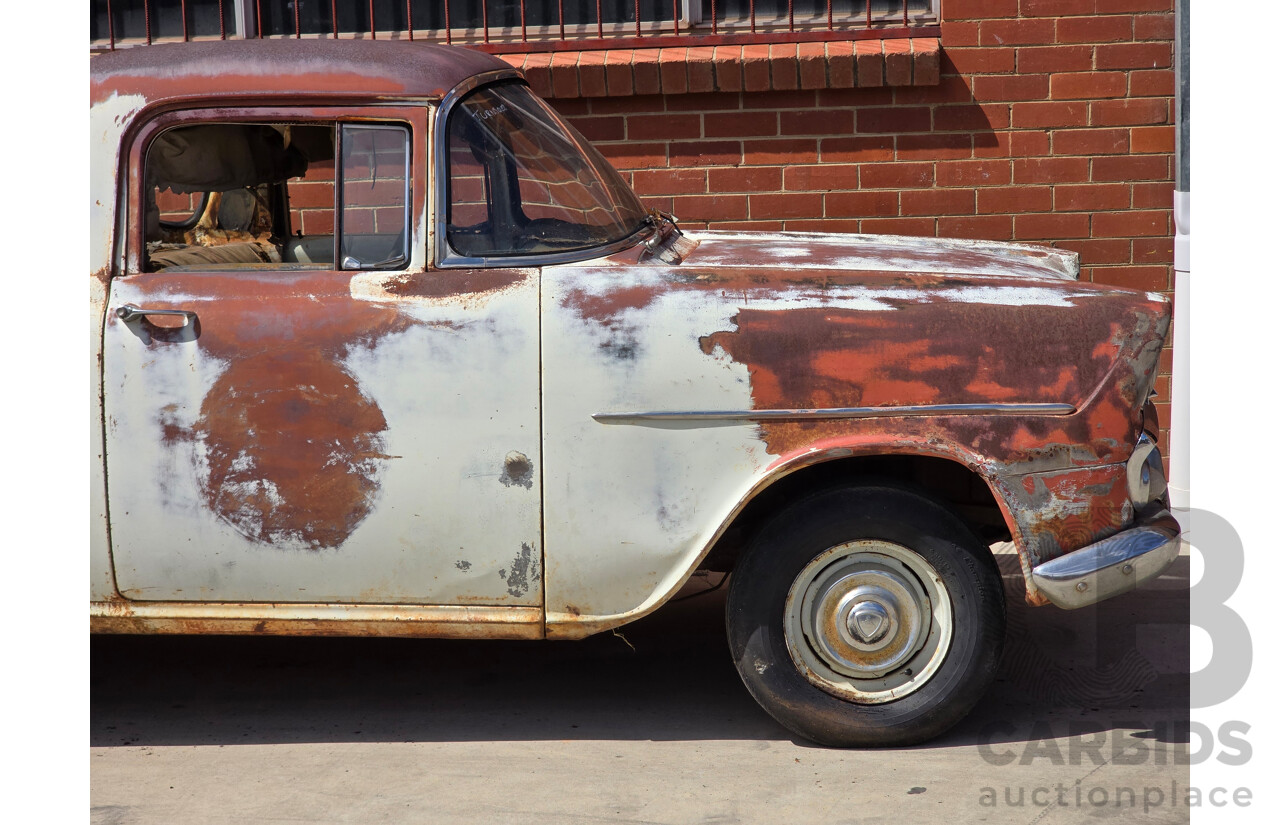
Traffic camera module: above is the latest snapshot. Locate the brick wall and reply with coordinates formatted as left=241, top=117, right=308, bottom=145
left=548, top=1, right=1177, bottom=438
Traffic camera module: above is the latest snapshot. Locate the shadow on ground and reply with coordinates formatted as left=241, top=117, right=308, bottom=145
left=91, top=555, right=1189, bottom=749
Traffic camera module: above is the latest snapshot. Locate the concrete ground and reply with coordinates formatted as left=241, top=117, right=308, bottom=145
left=91, top=549, right=1190, bottom=824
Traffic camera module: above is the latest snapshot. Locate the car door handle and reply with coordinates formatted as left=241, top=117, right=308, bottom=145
left=116, top=304, right=198, bottom=325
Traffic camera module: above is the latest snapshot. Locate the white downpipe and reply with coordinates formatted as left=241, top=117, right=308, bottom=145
left=1169, top=191, right=1190, bottom=510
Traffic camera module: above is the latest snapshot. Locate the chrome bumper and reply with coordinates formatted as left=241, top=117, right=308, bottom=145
left=1030, top=508, right=1182, bottom=609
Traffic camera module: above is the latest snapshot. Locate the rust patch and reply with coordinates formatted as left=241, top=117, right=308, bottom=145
left=499, top=451, right=534, bottom=490
left=383, top=269, right=525, bottom=300
left=195, top=351, right=390, bottom=550
left=498, top=543, right=538, bottom=598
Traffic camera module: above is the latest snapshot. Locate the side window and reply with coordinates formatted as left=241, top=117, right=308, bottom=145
left=143, top=120, right=409, bottom=272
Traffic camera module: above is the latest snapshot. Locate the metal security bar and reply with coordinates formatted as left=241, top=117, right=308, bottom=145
left=91, top=1, right=937, bottom=52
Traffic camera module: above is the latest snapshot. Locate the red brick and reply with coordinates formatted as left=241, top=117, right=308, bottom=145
left=901, top=188, right=975, bottom=216
left=935, top=103, right=1011, bottom=132
left=1011, top=101, right=1089, bottom=129
left=597, top=142, right=667, bottom=171
left=709, top=167, right=783, bottom=193
left=897, top=133, right=973, bottom=160
left=1058, top=238, right=1132, bottom=265
left=632, top=50, right=662, bottom=96
left=855, top=40, right=884, bottom=87
left=742, top=45, right=773, bottom=92
left=713, top=46, right=744, bottom=93
left=826, top=190, right=899, bottom=218
left=672, top=194, right=748, bottom=222
left=1015, top=213, right=1090, bottom=240
left=1054, top=183, right=1131, bottom=211
left=1109, top=0, right=1173, bottom=10
left=665, top=92, right=740, bottom=112
left=783, top=164, right=860, bottom=191
left=1131, top=125, right=1175, bottom=153
left=781, top=109, right=855, bottom=137
left=1057, top=16, right=1134, bottom=44
left=1135, top=13, right=1175, bottom=40
left=972, top=74, right=1050, bottom=101
left=632, top=168, right=707, bottom=196
left=1134, top=237, right=1174, bottom=263
left=715, top=220, right=784, bottom=232
left=522, top=53, right=554, bottom=98
left=884, top=39, right=912, bottom=87
left=1133, top=181, right=1174, bottom=208
left=912, top=38, right=941, bottom=86
left=861, top=162, right=934, bottom=189
left=1014, top=157, right=1090, bottom=184
left=1092, top=265, right=1169, bottom=291
left=569, top=116, right=625, bottom=142
left=909, top=74, right=979, bottom=106
left=603, top=50, right=634, bottom=97
left=860, top=217, right=936, bottom=235
left=947, top=0, right=1018, bottom=18
left=798, top=42, right=828, bottom=89
left=1016, top=45, right=1093, bottom=74
left=981, top=18, right=1056, bottom=46
left=749, top=192, right=823, bottom=220
left=1021, top=0, right=1097, bottom=15
left=628, top=113, right=700, bottom=141
left=977, top=185, right=1052, bottom=214
left=669, top=141, right=741, bottom=166
left=1053, top=128, right=1130, bottom=155
left=786, top=219, right=863, bottom=233
left=743, top=139, right=817, bottom=165
left=818, top=87, right=894, bottom=108
left=658, top=48, right=689, bottom=95
left=1092, top=210, right=1169, bottom=237
left=1096, top=42, right=1172, bottom=70
left=944, top=47, right=1016, bottom=75
left=1130, top=69, right=1175, bottom=97
left=973, top=131, right=1015, bottom=159
left=687, top=47, right=716, bottom=94
left=577, top=51, right=608, bottom=98
left=1010, top=131, right=1050, bottom=157
left=550, top=52, right=580, bottom=98
left=939, top=215, right=1014, bottom=241
left=1092, top=155, right=1170, bottom=181
left=769, top=44, right=800, bottom=91
left=856, top=107, right=931, bottom=133
left=1051, top=71, right=1128, bottom=100
left=819, top=136, right=895, bottom=163
left=744, top=90, right=817, bottom=109
left=1092, top=98, right=1169, bottom=126
left=706, top=111, right=778, bottom=138
left=940, top=21, right=980, bottom=47
left=827, top=41, right=855, bottom=88
left=936, top=160, right=1012, bottom=188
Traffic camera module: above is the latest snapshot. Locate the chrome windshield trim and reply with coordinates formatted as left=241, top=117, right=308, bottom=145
left=592, top=403, right=1078, bottom=424
left=433, top=76, right=648, bottom=269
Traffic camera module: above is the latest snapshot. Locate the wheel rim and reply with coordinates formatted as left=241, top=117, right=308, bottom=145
left=784, top=540, right=953, bottom=704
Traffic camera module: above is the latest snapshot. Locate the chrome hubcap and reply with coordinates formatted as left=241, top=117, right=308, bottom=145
left=784, top=541, right=953, bottom=704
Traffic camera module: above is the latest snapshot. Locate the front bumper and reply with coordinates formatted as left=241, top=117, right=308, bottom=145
left=1030, top=508, right=1182, bottom=609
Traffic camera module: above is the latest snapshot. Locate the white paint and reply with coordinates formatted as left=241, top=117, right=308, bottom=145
left=1169, top=191, right=1190, bottom=510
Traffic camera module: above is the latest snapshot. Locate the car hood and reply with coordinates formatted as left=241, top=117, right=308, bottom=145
left=612, top=230, right=1080, bottom=281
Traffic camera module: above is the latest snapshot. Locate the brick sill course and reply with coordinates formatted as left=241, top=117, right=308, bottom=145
left=499, top=38, right=941, bottom=99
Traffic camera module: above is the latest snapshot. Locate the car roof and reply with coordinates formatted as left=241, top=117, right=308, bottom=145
left=91, top=39, right=518, bottom=108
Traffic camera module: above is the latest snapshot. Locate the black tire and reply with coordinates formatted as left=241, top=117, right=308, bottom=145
left=726, top=481, right=1005, bottom=747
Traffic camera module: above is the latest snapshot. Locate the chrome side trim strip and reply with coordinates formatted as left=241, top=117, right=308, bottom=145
left=593, top=402, right=1077, bottom=424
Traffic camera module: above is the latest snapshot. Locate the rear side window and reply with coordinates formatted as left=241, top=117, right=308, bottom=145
left=143, top=121, right=409, bottom=272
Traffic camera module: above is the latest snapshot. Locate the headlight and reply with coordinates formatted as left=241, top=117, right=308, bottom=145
left=1126, top=433, right=1167, bottom=509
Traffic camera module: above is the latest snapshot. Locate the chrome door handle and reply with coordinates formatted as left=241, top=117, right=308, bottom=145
left=116, top=304, right=197, bottom=325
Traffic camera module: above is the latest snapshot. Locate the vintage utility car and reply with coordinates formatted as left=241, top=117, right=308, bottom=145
left=91, top=40, right=1179, bottom=747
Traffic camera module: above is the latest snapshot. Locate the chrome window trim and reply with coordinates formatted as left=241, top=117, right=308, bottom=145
left=592, top=403, right=1078, bottom=425
left=433, top=73, right=648, bottom=270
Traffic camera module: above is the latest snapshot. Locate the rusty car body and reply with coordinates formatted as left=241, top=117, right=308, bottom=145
left=90, top=40, right=1179, bottom=746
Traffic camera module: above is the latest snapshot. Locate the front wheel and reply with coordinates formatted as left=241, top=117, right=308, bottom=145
left=726, top=482, right=1005, bottom=747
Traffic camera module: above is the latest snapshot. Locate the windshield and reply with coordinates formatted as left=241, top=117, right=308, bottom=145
left=446, top=82, right=649, bottom=259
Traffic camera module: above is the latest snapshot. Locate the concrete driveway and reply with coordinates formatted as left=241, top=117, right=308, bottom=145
left=91, top=549, right=1190, bottom=824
